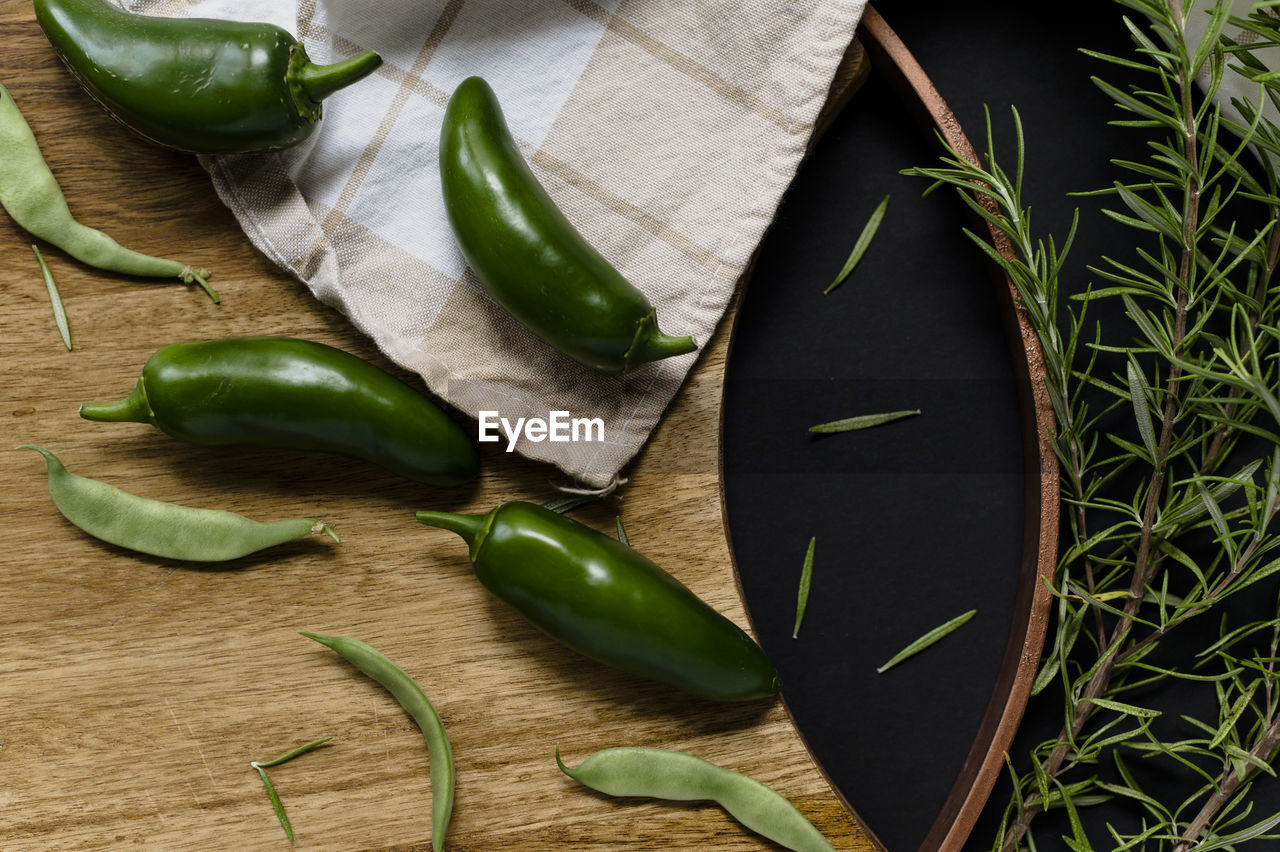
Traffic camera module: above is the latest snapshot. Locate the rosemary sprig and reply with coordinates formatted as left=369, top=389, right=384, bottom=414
left=824, top=194, right=889, bottom=294
left=908, top=1, right=1280, bottom=847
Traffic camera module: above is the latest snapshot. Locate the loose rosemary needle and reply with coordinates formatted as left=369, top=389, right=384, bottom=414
left=255, top=737, right=333, bottom=768
left=542, top=494, right=598, bottom=514
left=251, top=737, right=332, bottom=843
left=615, top=515, right=630, bottom=546
left=253, top=764, right=294, bottom=843
left=792, top=536, right=816, bottom=638
left=810, top=409, right=920, bottom=434
left=33, top=245, right=71, bottom=350
left=877, top=609, right=976, bottom=673
left=825, top=194, right=889, bottom=294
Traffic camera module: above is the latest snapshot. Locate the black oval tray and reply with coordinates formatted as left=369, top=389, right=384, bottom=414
left=720, top=4, right=1070, bottom=849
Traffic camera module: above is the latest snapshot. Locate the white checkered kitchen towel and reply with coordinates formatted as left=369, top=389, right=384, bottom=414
left=136, top=0, right=867, bottom=488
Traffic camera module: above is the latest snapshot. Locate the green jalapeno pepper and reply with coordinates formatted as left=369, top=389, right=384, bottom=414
left=34, top=0, right=382, bottom=154
left=439, top=76, right=697, bottom=373
left=415, top=501, right=779, bottom=701
left=80, top=337, right=478, bottom=487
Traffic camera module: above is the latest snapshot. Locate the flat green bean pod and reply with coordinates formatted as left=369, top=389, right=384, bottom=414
left=22, top=445, right=336, bottom=561
left=0, top=83, right=215, bottom=301
left=557, top=746, right=835, bottom=852
left=301, top=633, right=454, bottom=852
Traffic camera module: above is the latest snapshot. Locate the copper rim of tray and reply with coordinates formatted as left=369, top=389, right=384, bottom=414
left=717, top=4, right=1059, bottom=850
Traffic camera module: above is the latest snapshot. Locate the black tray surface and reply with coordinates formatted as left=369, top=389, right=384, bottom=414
left=724, top=2, right=1151, bottom=849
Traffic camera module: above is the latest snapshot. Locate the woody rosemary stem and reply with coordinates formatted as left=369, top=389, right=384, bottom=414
left=1070, top=444, right=1108, bottom=646
left=1000, top=2, right=1201, bottom=847
left=1112, top=527, right=1278, bottom=667
left=1173, top=711, right=1280, bottom=851
left=1000, top=290, right=1191, bottom=852
left=1167, top=530, right=1280, bottom=850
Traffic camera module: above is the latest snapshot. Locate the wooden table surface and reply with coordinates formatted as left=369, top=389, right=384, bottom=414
left=0, top=4, right=879, bottom=849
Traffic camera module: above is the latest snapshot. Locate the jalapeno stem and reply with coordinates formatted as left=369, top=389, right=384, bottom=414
left=415, top=510, right=492, bottom=561
left=626, top=329, right=697, bottom=370
left=79, top=384, right=149, bottom=423
left=295, top=50, right=383, bottom=104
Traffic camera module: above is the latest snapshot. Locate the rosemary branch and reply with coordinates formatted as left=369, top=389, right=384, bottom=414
left=910, top=2, right=1280, bottom=847
left=1001, top=5, right=1201, bottom=837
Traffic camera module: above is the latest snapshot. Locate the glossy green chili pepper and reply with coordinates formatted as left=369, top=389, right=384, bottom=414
left=79, top=337, right=478, bottom=487
left=439, top=76, right=697, bottom=373
left=34, top=0, right=382, bottom=154
left=415, top=501, right=779, bottom=701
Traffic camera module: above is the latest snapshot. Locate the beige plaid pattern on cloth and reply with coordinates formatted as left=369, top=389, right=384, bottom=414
left=137, top=0, right=867, bottom=487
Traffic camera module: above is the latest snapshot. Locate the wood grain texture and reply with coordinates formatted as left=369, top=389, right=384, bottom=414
left=0, top=3, right=876, bottom=849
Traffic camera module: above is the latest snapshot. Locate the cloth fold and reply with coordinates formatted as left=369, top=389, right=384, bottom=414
left=139, top=0, right=867, bottom=486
